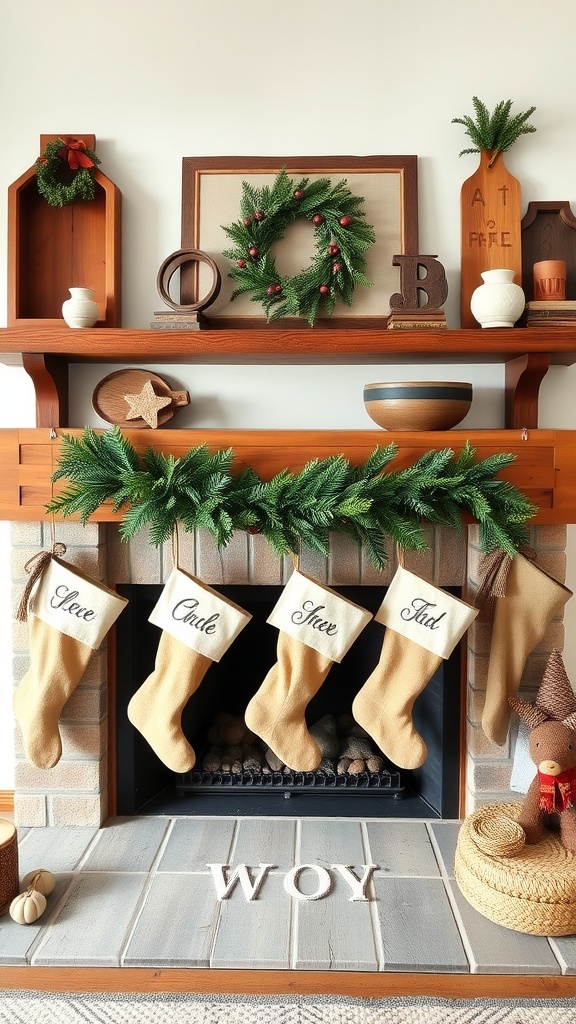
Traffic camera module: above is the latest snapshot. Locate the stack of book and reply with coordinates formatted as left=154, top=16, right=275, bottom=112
left=525, top=300, right=576, bottom=327
left=150, top=310, right=207, bottom=330
left=387, top=309, right=447, bottom=330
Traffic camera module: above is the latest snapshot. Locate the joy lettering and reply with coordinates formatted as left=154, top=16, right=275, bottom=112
left=49, top=585, right=96, bottom=621
left=291, top=600, right=338, bottom=635
left=400, top=597, right=446, bottom=630
left=172, top=597, right=219, bottom=634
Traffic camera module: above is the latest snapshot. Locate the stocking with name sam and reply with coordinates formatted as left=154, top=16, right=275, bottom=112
left=127, top=567, right=252, bottom=773
left=244, top=571, right=372, bottom=771
left=14, top=549, right=128, bottom=770
left=352, top=566, right=478, bottom=770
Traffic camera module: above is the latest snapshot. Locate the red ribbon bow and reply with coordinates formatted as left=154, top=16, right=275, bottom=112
left=57, top=137, right=94, bottom=170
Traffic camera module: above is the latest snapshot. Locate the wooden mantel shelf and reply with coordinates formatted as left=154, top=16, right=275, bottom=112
left=1, top=324, right=576, bottom=364
left=2, top=426, right=576, bottom=524
left=1, top=324, right=575, bottom=430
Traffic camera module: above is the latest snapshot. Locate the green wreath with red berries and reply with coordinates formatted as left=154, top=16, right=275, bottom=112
left=221, top=168, right=376, bottom=327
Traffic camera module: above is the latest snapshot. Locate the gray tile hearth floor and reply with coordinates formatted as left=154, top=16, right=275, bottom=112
left=2, top=815, right=576, bottom=975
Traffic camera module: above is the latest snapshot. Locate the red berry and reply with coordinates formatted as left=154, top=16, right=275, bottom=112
left=254, top=209, right=265, bottom=221
left=266, top=285, right=276, bottom=296
left=247, top=525, right=261, bottom=535
left=248, top=246, right=260, bottom=258
left=328, top=243, right=340, bottom=256
left=332, top=262, right=343, bottom=274
left=294, top=189, right=304, bottom=200
left=339, top=215, right=351, bottom=227
left=319, top=284, right=330, bottom=295
left=274, top=284, right=282, bottom=293
left=237, top=259, right=247, bottom=268
left=312, top=214, right=324, bottom=226
left=243, top=217, right=252, bottom=227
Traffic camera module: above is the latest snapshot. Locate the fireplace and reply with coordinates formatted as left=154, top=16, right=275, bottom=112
left=114, top=583, right=462, bottom=819
left=10, top=517, right=568, bottom=827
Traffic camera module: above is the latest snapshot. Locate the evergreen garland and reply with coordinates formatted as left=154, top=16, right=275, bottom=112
left=46, top=428, right=537, bottom=568
left=452, top=96, right=536, bottom=165
left=221, top=168, right=375, bottom=326
left=36, top=137, right=100, bottom=208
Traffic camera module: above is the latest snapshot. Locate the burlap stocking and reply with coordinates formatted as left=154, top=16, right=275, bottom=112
left=128, top=565, right=251, bottom=772
left=127, top=631, right=212, bottom=773
left=352, top=564, right=478, bottom=770
left=13, top=616, right=93, bottom=770
left=13, top=551, right=127, bottom=771
left=481, top=552, right=572, bottom=746
left=352, top=628, right=442, bottom=770
left=244, top=631, right=333, bottom=771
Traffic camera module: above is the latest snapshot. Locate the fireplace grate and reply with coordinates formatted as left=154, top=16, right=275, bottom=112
left=176, top=767, right=404, bottom=798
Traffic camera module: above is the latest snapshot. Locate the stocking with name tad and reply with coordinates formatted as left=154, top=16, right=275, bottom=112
left=244, top=571, right=373, bottom=772
left=14, top=547, right=128, bottom=770
left=352, top=565, right=478, bottom=770
left=127, top=566, right=252, bottom=773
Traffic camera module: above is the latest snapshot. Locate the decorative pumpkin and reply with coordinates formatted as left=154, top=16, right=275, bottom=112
left=21, top=868, right=56, bottom=897
left=9, top=888, right=47, bottom=924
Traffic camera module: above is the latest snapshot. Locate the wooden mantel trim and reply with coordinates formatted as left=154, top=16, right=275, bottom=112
left=0, top=965, right=575, bottom=997
left=1, top=426, right=576, bottom=524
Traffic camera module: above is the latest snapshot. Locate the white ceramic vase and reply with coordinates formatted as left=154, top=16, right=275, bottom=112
left=62, top=287, right=98, bottom=329
left=470, top=269, right=525, bottom=328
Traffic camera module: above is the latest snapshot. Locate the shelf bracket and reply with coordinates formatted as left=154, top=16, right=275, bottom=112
left=504, top=352, right=550, bottom=429
left=22, top=353, right=69, bottom=428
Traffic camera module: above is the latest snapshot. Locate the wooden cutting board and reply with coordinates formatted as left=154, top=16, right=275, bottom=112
left=460, top=149, right=522, bottom=328
left=92, top=368, right=189, bottom=428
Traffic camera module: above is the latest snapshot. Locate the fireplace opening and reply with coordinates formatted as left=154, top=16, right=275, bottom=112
left=115, top=584, right=462, bottom=819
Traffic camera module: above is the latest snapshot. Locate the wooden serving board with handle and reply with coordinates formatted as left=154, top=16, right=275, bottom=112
left=460, top=150, right=522, bottom=328
left=92, top=368, right=189, bottom=428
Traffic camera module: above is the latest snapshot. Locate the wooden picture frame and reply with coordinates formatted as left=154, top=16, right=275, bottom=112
left=180, top=155, right=418, bottom=328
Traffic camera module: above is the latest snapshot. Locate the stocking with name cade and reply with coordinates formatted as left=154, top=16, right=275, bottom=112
left=14, top=549, right=128, bottom=770
left=245, top=570, right=373, bottom=772
left=127, top=566, right=252, bottom=773
left=352, top=566, right=478, bottom=770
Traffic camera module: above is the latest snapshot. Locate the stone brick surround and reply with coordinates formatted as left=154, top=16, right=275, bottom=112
left=10, top=521, right=568, bottom=827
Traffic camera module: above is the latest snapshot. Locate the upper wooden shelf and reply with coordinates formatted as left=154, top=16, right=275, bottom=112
left=1, top=324, right=576, bottom=365
left=0, top=325, right=574, bottom=430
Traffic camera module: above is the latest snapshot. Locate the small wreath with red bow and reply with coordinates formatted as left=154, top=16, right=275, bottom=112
left=222, top=168, right=375, bottom=327
left=35, top=137, right=100, bottom=208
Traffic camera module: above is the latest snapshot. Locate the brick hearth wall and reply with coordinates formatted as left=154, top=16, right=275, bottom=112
left=10, top=521, right=567, bottom=827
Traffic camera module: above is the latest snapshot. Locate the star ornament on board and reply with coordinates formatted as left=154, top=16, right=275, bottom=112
left=123, top=380, right=172, bottom=428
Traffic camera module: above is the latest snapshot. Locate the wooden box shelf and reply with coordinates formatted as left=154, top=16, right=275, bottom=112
left=7, top=135, right=121, bottom=329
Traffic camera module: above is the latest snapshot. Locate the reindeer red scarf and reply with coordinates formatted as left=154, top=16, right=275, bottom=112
left=538, top=768, right=576, bottom=813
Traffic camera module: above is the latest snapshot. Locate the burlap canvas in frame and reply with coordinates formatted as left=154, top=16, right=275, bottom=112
left=180, top=156, right=418, bottom=323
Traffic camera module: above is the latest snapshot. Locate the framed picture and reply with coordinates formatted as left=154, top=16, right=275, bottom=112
left=180, top=155, right=418, bottom=326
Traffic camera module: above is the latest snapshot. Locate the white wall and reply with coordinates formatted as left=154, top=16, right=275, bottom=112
left=2, top=0, right=576, bottom=787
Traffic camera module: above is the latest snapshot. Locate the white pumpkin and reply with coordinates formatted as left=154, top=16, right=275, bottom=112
left=21, top=868, right=56, bottom=897
left=9, top=888, right=47, bottom=925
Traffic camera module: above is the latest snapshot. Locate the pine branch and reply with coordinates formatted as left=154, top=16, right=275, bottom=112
left=453, top=96, right=536, bottom=157
left=47, top=431, right=537, bottom=567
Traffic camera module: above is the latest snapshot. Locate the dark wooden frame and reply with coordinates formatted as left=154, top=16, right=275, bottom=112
left=180, top=155, right=418, bottom=327
left=521, top=200, right=576, bottom=302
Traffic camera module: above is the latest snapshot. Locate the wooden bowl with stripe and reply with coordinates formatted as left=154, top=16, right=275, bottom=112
left=363, top=381, right=472, bottom=431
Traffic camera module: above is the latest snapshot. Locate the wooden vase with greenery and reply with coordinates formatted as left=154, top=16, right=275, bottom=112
left=453, top=97, right=537, bottom=328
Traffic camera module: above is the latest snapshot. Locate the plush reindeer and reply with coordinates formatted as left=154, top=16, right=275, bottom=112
left=509, top=649, right=576, bottom=852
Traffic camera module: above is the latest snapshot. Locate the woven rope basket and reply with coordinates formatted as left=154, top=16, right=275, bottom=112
left=0, top=818, right=19, bottom=916
left=455, top=802, right=576, bottom=936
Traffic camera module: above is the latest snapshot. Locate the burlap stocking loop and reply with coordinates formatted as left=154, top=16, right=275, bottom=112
left=476, top=546, right=537, bottom=622
left=16, top=543, right=67, bottom=623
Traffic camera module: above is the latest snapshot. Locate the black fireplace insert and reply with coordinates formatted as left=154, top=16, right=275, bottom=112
left=115, top=584, right=462, bottom=819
